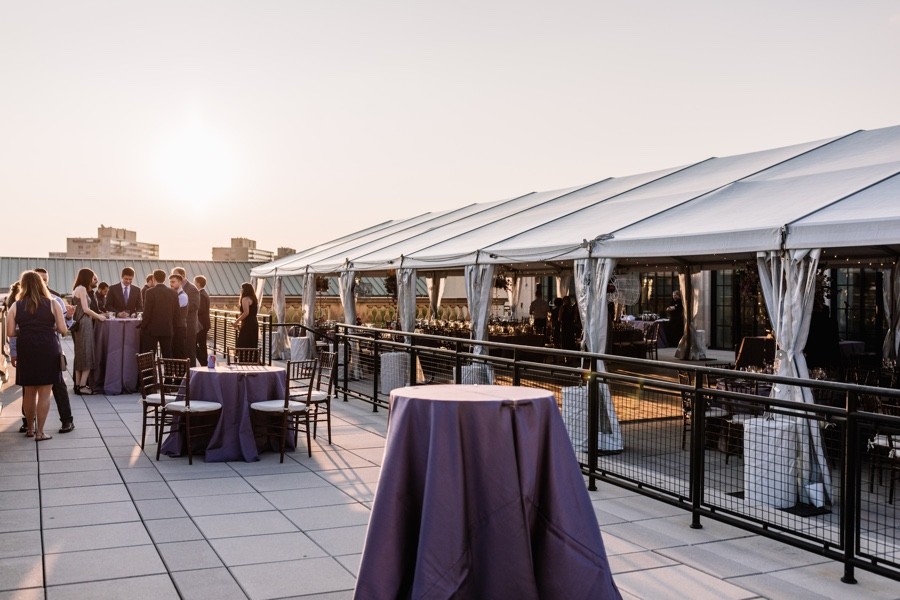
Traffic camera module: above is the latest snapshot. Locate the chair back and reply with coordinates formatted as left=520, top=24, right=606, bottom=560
left=316, top=351, right=338, bottom=397
left=646, top=322, right=659, bottom=344
left=286, top=359, right=318, bottom=404
left=228, top=347, right=261, bottom=365
left=157, top=357, right=191, bottom=406
left=136, top=351, right=158, bottom=399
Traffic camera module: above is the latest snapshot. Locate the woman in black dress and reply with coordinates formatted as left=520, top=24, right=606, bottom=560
left=6, top=271, right=68, bottom=440
left=233, top=282, right=259, bottom=348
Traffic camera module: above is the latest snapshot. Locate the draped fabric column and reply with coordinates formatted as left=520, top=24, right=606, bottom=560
left=338, top=269, right=362, bottom=380
left=301, top=271, right=316, bottom=338
left=675, top=268, right=707, bottom=360
left=573, top=257, right=623, bottom=452
left=883, top=262, right=900, bottom=359
left=555, top=271, right=574, bottom=299
left=757, top=249, right=831, bottom=505
left=425, top=273, right=444, bottom=319
left=397, top=268, right=417, bottom=340
left=338, top=270, right=357, bottom=327
left=253, top=277, right=266, bottom=311
left=464, top=262, right=495, bottom=355
left=507, top=275, right=520, bottom=319
left=271, top=275, right=288, bottom=360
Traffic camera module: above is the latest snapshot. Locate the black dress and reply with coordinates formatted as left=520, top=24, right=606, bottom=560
left=15, top=299, right=59, bottom=386
left=236, top=299, right=258, bottom=348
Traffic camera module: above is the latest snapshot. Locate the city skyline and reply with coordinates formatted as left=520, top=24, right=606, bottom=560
left=2, top=1, right=899, bottom=260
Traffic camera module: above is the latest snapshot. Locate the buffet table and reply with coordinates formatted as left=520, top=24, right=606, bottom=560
left=355, top=384, right=621, bottom=599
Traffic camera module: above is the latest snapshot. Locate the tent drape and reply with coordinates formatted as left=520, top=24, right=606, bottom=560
left=675, top=269, right=706, bottom=360
left=397, top=268, right=417, bottom=338
left=301, top=271, right=316, bottom=338
left=271, top=275, right=288, bottom=360
left=573, top=257, right=623, bottom=452
left=253, top=277, right=266, bottom=311
left=883, top=262, right=900, bottom=359
left=757, top=248, right=831, bottom=506
left=339, top=270, right=357, bottom=326
left=425, top=273, right=444, bottom=319
left=555, top=271, right=574, bottom=299
left=506, top=275, right=520, bottom=319
left=464, top=263, right=495, bottom=355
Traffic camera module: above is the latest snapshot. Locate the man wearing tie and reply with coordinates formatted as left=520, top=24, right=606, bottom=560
left=106, top=267, right=143, bottom=317
left=171, top=267, right=200, bottom=366
left=194, top=275, right=211, bottom=365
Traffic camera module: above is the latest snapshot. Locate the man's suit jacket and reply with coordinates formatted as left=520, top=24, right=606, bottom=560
left=106, top=282, right=144, bottom=314
left=181, top=280, right=201, bottom=332
left=198, top=288, right=211, bottom=331
left=141, top=285, right=178, bottom=337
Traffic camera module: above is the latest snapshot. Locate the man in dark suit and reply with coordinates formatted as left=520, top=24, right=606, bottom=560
left=172, top=267, right=200, bottom=366
left=169, top=273, right=189, bottom=359
left=194, top=275, right=211, bottom=365
left=140, top=269, right=178, bottom=357
left=106, top=267, right=144, bottom=317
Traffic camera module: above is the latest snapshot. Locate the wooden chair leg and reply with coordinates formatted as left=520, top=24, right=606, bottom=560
left=305, top=412, right=312, bottom=457
left=140, top=408, right=148, bottom=449
left=155, top=410, right=166, bottom=461
left=326, top=400, right=332, bottom=444
left=185, top=413, right=193, bottom=466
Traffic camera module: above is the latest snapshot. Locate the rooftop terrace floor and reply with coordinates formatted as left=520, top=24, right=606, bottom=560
left=1, top=344, right=898, bottom=599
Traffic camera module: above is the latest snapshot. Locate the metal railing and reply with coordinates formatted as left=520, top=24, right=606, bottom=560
left=209, top=309, right=271, bottom=364
left=317, top=323, right=900, bottom=585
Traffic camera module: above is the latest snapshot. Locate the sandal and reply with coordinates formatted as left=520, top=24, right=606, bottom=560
left=25, top=431, right=34, bottom=438
left=35, top=433, right=52, bottom=441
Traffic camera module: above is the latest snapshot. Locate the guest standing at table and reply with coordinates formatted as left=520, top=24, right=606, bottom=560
left=234, top=282, right=259, bottom=348
left=140, top=269, right=178, bottom=358
left=550, top=297, right=563, bottom=348
left=529, top=291, right=550, bottom=336
left=194, top=275, right=211, bottom=365
left=169, top=273, right=189, bottom=359
left=6, top=271, right=69, bottom=440
left=34, top=268, right=76, bottom=433
left=71, top=268, right=107, bottom=395
left=172, top=267, right=200, bottom=366
left=106, top=267, right=143, bottom=317
left=95, top=282, right=109, bottom=313
left=141, top=273, right=155, bottom=304
left=665, top=289, right=684, bottom=348
left=560, top=296, right=578, bottom=352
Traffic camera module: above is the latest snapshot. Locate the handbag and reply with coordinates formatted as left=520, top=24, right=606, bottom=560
left=69, top=305, right=83, bottom=333
left=57, top=335, right=67, bottom=372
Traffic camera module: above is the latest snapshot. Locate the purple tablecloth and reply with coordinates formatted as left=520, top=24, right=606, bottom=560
left=160, top=365, right=289, bottom=462
left=355, top=384, right=621, bottom=600
left=91, top=318, right=141, bottom=395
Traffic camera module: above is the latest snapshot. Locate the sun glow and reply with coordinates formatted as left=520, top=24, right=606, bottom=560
left=155, top=123, right=239, bottom=205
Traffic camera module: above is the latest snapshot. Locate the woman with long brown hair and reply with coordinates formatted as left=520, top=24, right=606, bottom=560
left=233, top=282, right=259, bottom=348
left=6, top=271, right=68, bottom=440
left=71, top=268, right=107, bottom=394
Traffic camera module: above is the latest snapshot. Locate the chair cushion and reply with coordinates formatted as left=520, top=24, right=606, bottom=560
left=142, top=393, right=163, bottom=405
left=164, top=400, right=221, bottom=413
left=308, top=390, right=328, bottom=402
left=250, top=399, right=308, bottom=413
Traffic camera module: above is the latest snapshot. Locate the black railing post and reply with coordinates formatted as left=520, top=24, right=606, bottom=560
left=409, top=344, right=418, bottom=387
left=512, top=349, right=521, bottom=386
left=341, top=330, right=349, bottom=401
left=372, top=338, right=380, bottom=413
left=586, top=370, right=599, bottom=492
left=690, top=372, right=705, bottom=529
left=454, top=340, right=462, bottom=384
left=841, top=391, right=859, bottom=584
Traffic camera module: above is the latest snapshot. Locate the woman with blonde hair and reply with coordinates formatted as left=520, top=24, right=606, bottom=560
left=6, top=271, right=68, bottom=440
left=71, top=268, right=106, bottom=394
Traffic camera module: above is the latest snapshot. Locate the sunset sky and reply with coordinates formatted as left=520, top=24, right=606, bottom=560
left=1, top=1, right=899, bottom=260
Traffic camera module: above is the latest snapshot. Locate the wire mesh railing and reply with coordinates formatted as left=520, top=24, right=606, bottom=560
left=318, top=323, right=900, bottom=584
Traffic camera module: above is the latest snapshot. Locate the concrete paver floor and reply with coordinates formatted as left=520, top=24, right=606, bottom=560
left=1, top=358, right=898, bottom=599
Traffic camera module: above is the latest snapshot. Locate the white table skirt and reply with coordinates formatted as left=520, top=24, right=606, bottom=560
left=380, top=352, right=425, bottom=395
left=290, top=336, right=314, bottom=361
left=744, top=415, right=799, bottom=508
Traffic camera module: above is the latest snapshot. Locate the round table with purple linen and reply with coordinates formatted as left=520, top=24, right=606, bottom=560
left=91, top=317, right=141, bottom=395
left=355, top=384, right=621, bottom=600
left=160, top=365, right=289, bottom=462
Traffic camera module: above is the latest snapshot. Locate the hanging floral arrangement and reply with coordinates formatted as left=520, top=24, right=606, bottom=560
left=384, top=270, right=398, bottom=299
left=315, top=276, right=330, bottom=293
left=493, top=275, right=509, bottom=291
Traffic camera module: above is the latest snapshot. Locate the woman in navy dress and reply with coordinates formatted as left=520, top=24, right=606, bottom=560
left=233, top=282, right=259, bottom=348
left=6, top=271, right=68, bottom=440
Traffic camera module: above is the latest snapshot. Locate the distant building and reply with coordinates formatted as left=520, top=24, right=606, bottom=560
left=212, top=238, right=274, bottom=263
left=276, top=247, right=296, bottom=259
left=51, top=226, right=159, bottom=259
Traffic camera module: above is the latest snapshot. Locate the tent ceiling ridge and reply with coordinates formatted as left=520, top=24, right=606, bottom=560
left=784, top=168, right=900, bottom=228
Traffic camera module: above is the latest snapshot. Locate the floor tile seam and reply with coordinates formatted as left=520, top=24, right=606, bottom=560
left=43, top=541, right=156, bottom=557
left=78, top=395, right=186, bottom=597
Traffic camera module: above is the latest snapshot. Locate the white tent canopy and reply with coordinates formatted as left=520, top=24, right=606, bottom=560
left=253, top=125, right=900, bottom=280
